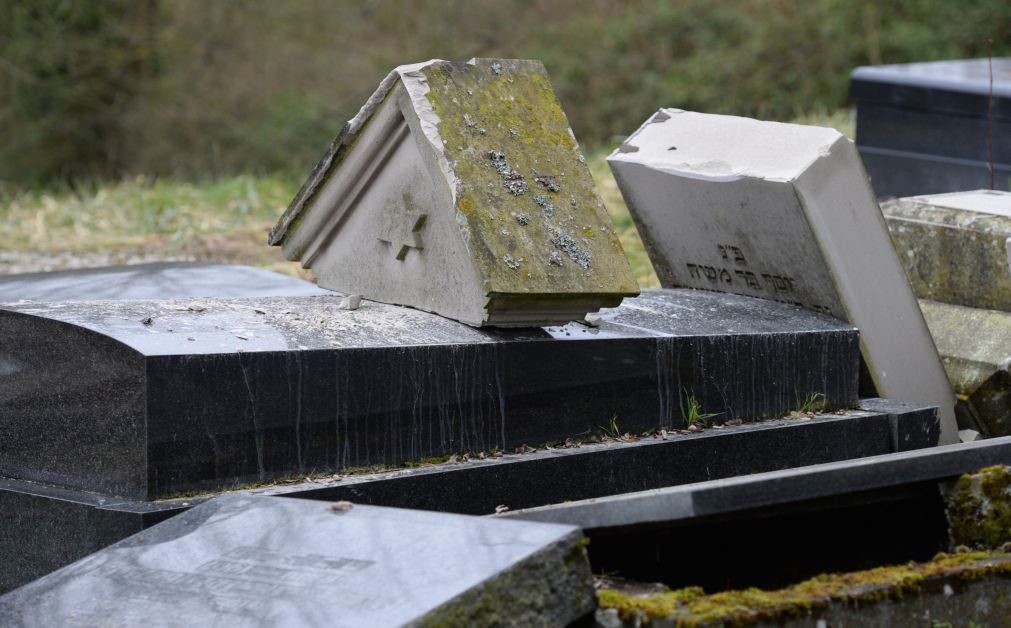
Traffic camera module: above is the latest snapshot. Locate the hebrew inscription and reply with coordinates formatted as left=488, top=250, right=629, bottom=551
left=685, top=243, right=830, bottom=313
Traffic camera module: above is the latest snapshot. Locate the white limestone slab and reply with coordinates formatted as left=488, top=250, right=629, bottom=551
left=609, top=109, right=957, bottom=443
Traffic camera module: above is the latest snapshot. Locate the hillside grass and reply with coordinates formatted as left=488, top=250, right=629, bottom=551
left=0, top=110, right=855, bottom=284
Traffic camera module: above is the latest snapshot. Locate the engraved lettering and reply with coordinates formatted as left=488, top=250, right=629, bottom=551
left=734, top=269, right=761, bottom=289
left=717, top=244, right=747, bottom=265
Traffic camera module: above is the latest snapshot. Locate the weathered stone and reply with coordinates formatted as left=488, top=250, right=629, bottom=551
left=920, top=299, right=1011, bottom=436
left=608, top=109, right=957, bottom=443
left=851, top=58, right=1011, bottom=197
left=0, top=494, right=595, bottom=626
left=269, top=58, right=638, bottom=327
left=944, top=465, right=1011, bottom=549
left=882, top=190, right=1011, bottom=311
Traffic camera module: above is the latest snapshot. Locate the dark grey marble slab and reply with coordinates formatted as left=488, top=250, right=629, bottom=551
left=0, top=400, right=935, bottom=594
left=0, top=494, right=594, bottom=627
left=504, top=436, right=1011, bottom=533
left=0, top=288, right=859, bottom=499
left=851, top=58, right=1011, bottom=197
left=0, top=262, right=332, bottom=303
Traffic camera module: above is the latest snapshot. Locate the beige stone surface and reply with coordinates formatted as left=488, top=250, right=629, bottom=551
left=920, top=299, right=1011, bottom=437
left=883, top=190, right=1011, bottom=312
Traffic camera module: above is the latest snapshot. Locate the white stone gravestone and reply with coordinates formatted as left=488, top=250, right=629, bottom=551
left=608, top=109, right=957, bottom=444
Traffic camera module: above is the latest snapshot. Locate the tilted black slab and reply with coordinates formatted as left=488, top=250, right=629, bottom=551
left=0, top=400, right=936, bottom=593
left=505, top=436, right=1011, bottom=592
left=504, top=435, right=1011, bottom=533
left=851, top=58, right=1011, bottom=197
left=0, top=288, right=859, bottom=500
left=0, top=494, right=593, bottom=627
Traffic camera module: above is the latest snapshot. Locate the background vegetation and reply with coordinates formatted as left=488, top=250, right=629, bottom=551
left=0, top=1, right=1007, bottom=281
left=2, top=0, right=1008, bottom=187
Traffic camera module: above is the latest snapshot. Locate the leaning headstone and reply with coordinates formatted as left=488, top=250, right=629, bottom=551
left=269, top=58, right=639, bottom=327
left=883, top=190, right=1011, bottom=436
left=851, top=58, right=1011, bottom=197
left=608, top=109, right=958, bottom=443
left=0, top=494, right=595, bottom=626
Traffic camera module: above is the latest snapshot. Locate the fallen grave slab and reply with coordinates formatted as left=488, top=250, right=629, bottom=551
left=0, top=288, right=859, bottom=500
left=0, top=494, right=594, bottom=626
left=0, top=399, right=936, bottom=593
left=608, top=109, right=958, bottom=443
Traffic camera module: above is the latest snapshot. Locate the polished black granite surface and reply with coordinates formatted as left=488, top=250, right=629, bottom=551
left=0, top=289, right=860, bottom=499
left=0, top=494, right=593, bottom=626
left=0, top=262, right=332, bottom=302
left=0, top=400, right=936, bottom=594
left=851, top=58, right=1010, bottom=197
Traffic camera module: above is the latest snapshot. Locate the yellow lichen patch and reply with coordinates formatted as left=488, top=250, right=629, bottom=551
left=596, top=552, right=1011, bottom=626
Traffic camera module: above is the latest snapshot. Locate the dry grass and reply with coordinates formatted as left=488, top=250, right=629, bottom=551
left=0, top=110, right=854, bottom=280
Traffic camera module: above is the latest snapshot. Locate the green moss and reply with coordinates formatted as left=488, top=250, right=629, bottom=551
left=423, top=58, right=638, bottom=296
left=597, top=552, right=1011, bottom=626
left=946, top=465, right=1011, bottom=549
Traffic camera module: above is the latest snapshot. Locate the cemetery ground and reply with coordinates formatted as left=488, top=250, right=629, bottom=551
left=0, top=111, right=854, bottom=284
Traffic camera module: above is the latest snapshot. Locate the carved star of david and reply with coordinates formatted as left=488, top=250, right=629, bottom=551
left=378, top=211, right=428, bottom=261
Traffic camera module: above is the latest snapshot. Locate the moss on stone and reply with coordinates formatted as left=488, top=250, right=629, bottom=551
left=596, top=552, right=1011, bottom=626
left=423, top=58, right=638, bottom=297
left=946, top=465, right=1011, bottom=549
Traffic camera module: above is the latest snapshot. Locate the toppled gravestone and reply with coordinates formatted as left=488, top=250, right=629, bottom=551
left=608, top=109, right=958, bottom=444
left=0, top=494, right=595, bottom=626
left=269, top=58, right=638, bottom=327
left=883, top=190, right=1011, bottom=436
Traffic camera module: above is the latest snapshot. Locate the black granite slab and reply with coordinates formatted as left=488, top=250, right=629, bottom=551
left=0, top=494, right=594, bottom=627
left=0, top=262, right=332, bottom=302
left=851, top=58, right=1011, bottom=197
left=504, top=435, right=1011, bottom=533
left=0, top=400, right=935, bottom=593
left=0, top=288, right=859, bottom=499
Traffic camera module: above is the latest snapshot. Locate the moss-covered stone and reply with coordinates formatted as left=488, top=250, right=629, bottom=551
left=882, top=192, right=1011, bottom=312
left=596, top=551, right=1011, bottom=626
left=945, top=465, right=1011, bottom=549
left=422, top=58, right=638, bottom=297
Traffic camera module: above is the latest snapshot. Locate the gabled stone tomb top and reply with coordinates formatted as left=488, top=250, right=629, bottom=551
left=270, top=58, right=638, bottom=327
left=608, top=109, right=957, bottom=443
